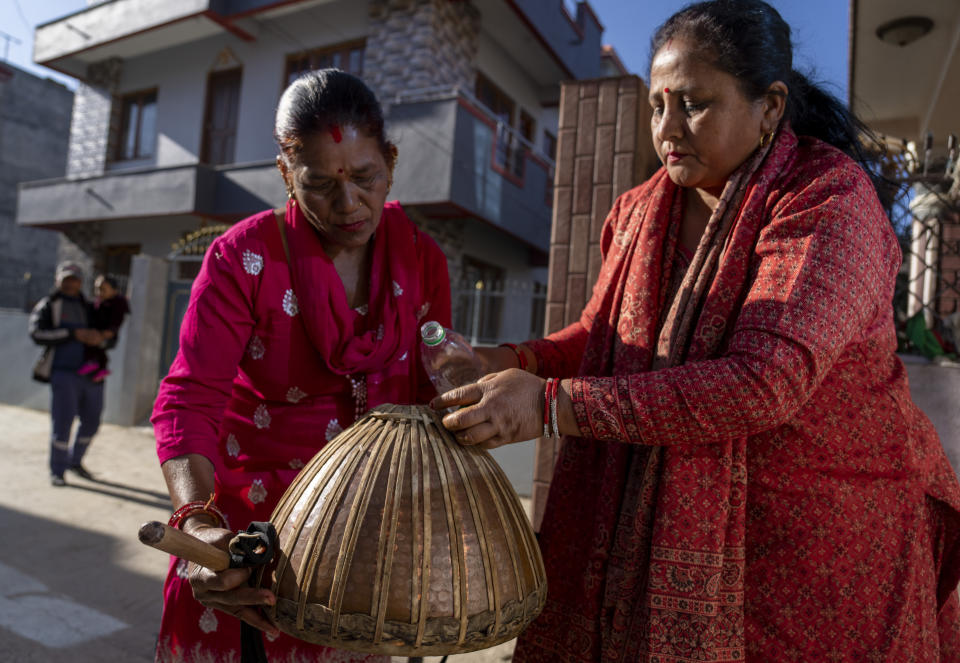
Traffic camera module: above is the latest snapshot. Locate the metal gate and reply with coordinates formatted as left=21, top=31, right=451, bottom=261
left=159, top=225, right=230, bottom=377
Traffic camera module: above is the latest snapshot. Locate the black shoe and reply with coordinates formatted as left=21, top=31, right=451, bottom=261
left=50, top=474, right=66, bottom=487
left=69, top=464, right=94, bottom=480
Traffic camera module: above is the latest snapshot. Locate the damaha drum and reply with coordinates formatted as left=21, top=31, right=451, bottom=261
left=267, top=404, right=546, bottom=656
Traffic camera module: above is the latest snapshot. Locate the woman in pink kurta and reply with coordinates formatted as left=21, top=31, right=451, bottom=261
left=151, top=69, right=450, bottom=663
left=435, top=2, right=960, bottom=661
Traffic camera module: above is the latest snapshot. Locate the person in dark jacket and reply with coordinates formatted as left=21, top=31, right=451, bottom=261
left=29, top=262, right=111, bottom=486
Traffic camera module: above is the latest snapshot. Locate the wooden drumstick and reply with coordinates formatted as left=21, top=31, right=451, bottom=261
left=138, top=521, right=231, bottom=571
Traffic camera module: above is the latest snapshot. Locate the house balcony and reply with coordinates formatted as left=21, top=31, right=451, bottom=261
left=15, top=161, right=285, bottom=229
left=388, top=87, right=556, bottom=254
left=17, top=88, right=556, bottom=253
left=34, top=0, right=340, bottom=80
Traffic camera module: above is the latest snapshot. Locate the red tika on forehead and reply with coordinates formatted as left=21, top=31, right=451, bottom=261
left=329, top=125, right=342, bottom=143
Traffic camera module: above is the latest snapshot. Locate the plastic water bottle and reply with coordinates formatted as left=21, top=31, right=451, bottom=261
left=420, top=321, right=484, bottom=395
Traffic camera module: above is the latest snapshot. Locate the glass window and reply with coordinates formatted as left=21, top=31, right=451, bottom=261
left=543, top=131, right=557, bottom=161
left=116, top=89, right=157, bottom=161
left=284, top=41, right=365, bottom=87
left=475, top=74, right=532, bottom=178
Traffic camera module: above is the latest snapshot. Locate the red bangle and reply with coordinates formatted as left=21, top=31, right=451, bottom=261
left=550, top=378, right=560, bottom=438
left=168, top=494, right=229, bottom=530
left=542, top=378, right=552, bottom=437
left=500, top=342, right=529, bottom=371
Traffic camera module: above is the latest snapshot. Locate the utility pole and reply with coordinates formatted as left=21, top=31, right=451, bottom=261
left=0, top=29, right=23, bottom=63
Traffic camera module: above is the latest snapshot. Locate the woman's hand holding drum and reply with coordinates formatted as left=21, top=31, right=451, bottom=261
left=180, top=519, right=281, bottom=639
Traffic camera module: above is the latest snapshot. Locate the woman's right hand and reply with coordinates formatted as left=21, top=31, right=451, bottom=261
left=183, top=521, right=280, bottom=638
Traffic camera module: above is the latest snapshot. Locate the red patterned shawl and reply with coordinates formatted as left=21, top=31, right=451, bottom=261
left=515, top=127, right=960, bottom=661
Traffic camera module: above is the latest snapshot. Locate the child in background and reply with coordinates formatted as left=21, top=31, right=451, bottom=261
left=77, top=275, right=130, bottom=382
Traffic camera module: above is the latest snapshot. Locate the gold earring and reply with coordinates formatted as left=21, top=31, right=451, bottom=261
left=759, top=131, right=774, bottom=149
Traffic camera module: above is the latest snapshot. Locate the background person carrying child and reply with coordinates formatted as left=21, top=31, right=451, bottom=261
left=76, top=275, right=129, bottom=382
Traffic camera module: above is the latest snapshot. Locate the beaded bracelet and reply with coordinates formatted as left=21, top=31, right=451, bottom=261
left=549, top=378, right=560, bottom=439
left=542, top=378, right=553, bottom=438
left=499, top=342, right=529, bottom=372
left=168, top=493, right=230, bottom=530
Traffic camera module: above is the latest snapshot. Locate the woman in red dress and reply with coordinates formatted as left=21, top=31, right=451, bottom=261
left=151, top=69, right=451, bottom=663
left=435, top=1, right=960, bottom=660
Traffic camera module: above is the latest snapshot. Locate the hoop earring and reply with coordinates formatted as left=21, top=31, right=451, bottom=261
left=759, top=131, right=774, bottom=149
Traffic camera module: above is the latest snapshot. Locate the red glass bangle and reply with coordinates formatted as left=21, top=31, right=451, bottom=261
left=168, top=494, right=229, bottom=530
left=542, top=378, right=553, bottom=437
left=550, top=378, right=560, bottom=439
left=499, top=342, right=529, bottom=371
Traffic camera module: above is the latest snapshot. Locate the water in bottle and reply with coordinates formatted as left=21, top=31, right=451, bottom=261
left=420, top=321, right=483, bottom=395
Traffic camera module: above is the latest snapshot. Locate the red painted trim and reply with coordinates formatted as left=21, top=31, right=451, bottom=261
left=35, top=1, right=289, bottom=70
left=458, top=96, right=549, bottom=188
left=502, top=0, right=575, bottom=79
left=492, top=157, right=525, bottom=187
left=528, top=152, right=552, bottom=171
left=457, top=96, right=497, bottom=130
left=201, top=10, right=256, bottom=42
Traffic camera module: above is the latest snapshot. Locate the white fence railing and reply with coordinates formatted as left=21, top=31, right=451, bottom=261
left=452, top=279, right=547, bottom=346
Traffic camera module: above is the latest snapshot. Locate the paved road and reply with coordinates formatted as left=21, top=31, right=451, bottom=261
left=0, top=404, right=520, bottom=663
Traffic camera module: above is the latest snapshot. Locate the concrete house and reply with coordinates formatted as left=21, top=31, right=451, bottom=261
left=16, top=0, right=624, bottom=371
left=12, top=0, right=623, bottom=440
left=0, top=61, right=73, bottom=311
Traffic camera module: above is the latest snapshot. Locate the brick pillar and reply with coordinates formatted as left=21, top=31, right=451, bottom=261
left=530, top=75, right=658, bottom=531
left=366, top=0, right=480, bottom=108
left=66, top=57, right=121, bottom=178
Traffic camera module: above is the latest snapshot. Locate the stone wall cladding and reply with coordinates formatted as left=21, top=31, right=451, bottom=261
left=66, top=58, right=121, bottom=179
left=58, top=222, right=103, bottom=290
left=531, top=75, right=659, bottom=531
left=404, top=206, right=464, bottom=285
left=366, top=0, right=480, bottom=108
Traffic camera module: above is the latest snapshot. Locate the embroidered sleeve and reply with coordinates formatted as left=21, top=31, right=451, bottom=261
left=570, top=164, right=899, bottom=445
left=152, top=235, right=256, bottom=468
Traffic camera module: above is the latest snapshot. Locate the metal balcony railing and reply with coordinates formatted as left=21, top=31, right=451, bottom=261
left=452, top=278, right=547, bottom=346
left=878, top=133, right=960, bottom=359
left=393, top=85, right=557, bottom=175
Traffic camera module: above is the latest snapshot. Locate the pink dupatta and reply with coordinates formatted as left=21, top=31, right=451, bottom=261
left=283, top=198, right=419, bottom=376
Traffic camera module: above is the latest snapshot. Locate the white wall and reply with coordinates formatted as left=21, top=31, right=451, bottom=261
left=100, top=215, right=209, bottom=258
left=0, top=310, right=51, bottom=411
left=108, top=0, right=370, bottom=171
